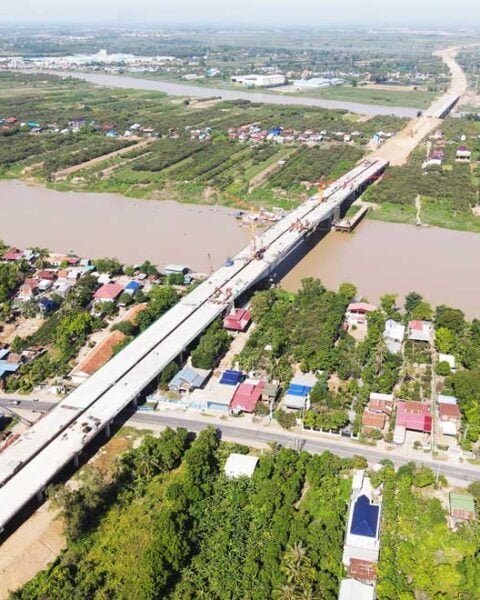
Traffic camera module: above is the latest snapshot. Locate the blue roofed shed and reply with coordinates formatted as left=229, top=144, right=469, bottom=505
left=124, top=281, right=142, bottom=295
left=350, top=495, right=380, bottom=538
left=168, top=365, right=211, bottom=392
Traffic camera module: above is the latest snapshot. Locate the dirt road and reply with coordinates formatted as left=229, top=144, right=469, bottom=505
left=369, top=46, right=469, bottom=166
left=0, top=503, right=64, bottom=598
left=53, top=138, right=154, bottom=181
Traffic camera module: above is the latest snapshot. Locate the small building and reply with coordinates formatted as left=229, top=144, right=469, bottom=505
left=438, top=402, right=461, bottom=436
left=283, top=373, right=316, bottom=411
left=362, top=410, right=386, bottom=433
left=219, top=369, right=244, bottom=386
left=449, top=492, right=476, bottom=521
left=396, top=401, right=432, bottom=433
left=53, top=279, right=73, bottom=297
left=223, top=308, right=251, bottom=332
left=438, top=353, right=456, bottom=371
left=230, top=380, right=265, bottom=414
left=123, top=280, right=142, bottom=296
left=338, top=578, right=375, bottom=600
left=368, top=393, right=394, bottom=413
left=408, top=320, right=433, bottom=343
left=343, top=470, right=382, bottom=569
left=422, top=149, right=444, bottom=169
left=383, top=319, right=405, bottom=354
left=189, top=379, right=239, bottom=413
left=346, top=303, right=377, bottom=326
left=261, top=381, right=280, bottom=403
left=230, top=73, right=286, bottom=88
left=437, top=394, right=457, bottom=405
left=168, top=365, right=211, bottom=393
left=348, top=558, right=377, bottom=585
left=456, top=146, right=471, bottom=163
left=224, top=453, right=259, bottom=479
left=2, top=247, right=24, bottom=261
left=94, top=282, right=124, bottom=303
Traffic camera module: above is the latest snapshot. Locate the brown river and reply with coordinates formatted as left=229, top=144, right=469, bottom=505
left=0, top=180, right=249, bottom=271
left=1, top=180, right=480, bottom=316
left=282, top=220, right=480, bottom=318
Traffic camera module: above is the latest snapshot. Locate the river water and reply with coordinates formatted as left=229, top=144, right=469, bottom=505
left=1, top=180, right=479, bottom=316
left=61, top=71, right=418, bottom=119
left=282, top=220, right=480, bottom=318
left=0, top=180, right=249, bottom=272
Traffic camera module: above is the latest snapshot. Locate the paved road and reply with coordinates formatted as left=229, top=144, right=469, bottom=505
left=57, top=71, right=419, bottom=118
left=0, top=398, right=55, bottom=412
left=130, top=412, right=480, bottom=483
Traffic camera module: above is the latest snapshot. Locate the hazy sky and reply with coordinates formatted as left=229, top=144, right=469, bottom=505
left=0, top=0, right=479, bottom=26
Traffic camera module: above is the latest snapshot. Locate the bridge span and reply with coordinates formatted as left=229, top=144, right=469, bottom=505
left=0, top=157, right=388, bottom=532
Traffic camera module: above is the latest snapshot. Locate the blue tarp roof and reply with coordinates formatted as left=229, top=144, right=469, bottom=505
left=125, top=281, right=141, bottom=291
left=350, top=495, right=379, bottom=538
left=287, top=384, right=310, bottom=397
left=168, top=366, right=210, bottom=391
left=220, top=370, right=243, bottom=386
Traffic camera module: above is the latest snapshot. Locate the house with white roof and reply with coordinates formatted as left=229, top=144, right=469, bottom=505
left=408, top=320, right=433, bottom=343
left=383, top=319, right=405, bottom=354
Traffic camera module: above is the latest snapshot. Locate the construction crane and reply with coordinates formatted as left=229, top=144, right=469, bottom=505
left=225, top=191, right=265, bottom=260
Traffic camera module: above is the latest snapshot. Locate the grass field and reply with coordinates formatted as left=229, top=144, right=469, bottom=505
left=295, top=85, right=438, bottom=109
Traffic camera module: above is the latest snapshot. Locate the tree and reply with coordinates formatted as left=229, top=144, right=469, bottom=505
left=405, top=291, right=423, bottom=314
left=93, top=257, right=123, bottom=275
left=436, top=360, right=451, bottom=377
left=276, top=410, right=297, bottom=429
left=411, top=300, right=433, bottom=321
left=435, top=327, right=456, bottom=354
left=380, top=293, right=398, bottom=317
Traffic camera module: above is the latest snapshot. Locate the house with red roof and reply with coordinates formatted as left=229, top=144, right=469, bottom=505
left=408, top=320, right=433, bottom=343
left=2, top=248, right=24, bottom=262
left=396, top=401, right=432, bottom=433
left=230, top=380, right=265, bottom=414
left=18, top=278, right=39, bottom=302
left=94, top=282, right=124, bottom=303
left=456, top=146, right=471, bottom=163
left=223, top=308, right=252, bottom=332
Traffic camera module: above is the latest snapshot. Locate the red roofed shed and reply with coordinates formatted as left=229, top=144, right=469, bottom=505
left=348, top=558, right=377, bottom=585
left=438, top=402, right=461, bottom=421
left=230, top=381, right=264, bottom=413
left=223, top=308, right=251, bottom=332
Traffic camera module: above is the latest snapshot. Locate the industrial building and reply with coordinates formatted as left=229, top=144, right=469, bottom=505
left=230, top=74, right=286, bottom=88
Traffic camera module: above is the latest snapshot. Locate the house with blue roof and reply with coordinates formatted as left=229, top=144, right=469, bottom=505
left=168, top=365, right=211, bottom=393
left=283, top=373, right=317, bottom=410
left=343, top=470, right=382, bottom=574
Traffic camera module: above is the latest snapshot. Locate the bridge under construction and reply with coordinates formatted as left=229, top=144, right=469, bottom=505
left=0, top=158, right=388, bottom=532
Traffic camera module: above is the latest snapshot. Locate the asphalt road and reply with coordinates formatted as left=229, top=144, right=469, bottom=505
left=130, top=412, right=480, bottom=483
left=0, top=398, right=55, bottom=412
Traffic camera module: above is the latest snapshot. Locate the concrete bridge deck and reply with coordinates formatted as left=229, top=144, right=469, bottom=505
left=0, top=157, right=388, bottom=531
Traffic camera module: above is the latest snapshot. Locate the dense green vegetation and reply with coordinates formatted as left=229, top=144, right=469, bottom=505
left=13, top=427, right=367, bottom=600
left=374, top=462, right=480, bottom=599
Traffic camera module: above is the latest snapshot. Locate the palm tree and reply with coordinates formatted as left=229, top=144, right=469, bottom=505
left=32, top=247, right=50, bottom=270
left=273, top=584, right=300, bottom=600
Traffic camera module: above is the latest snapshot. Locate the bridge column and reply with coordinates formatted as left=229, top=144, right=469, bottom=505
left=132, top=396, right=138, bottom=409
left=73, top=453, right=80, bottom=469
left=36, top=488, right=45, bottom=503
left=105, top=422, right=111, bottom=439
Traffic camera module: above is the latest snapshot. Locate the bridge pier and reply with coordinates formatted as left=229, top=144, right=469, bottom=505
left=132, top=396, right=138, bottom=409
left=73, top=453, right=80, bottom=469
left=105, top=422, right=111, bottom=438
left=36, top=488, right=45, bottom=503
